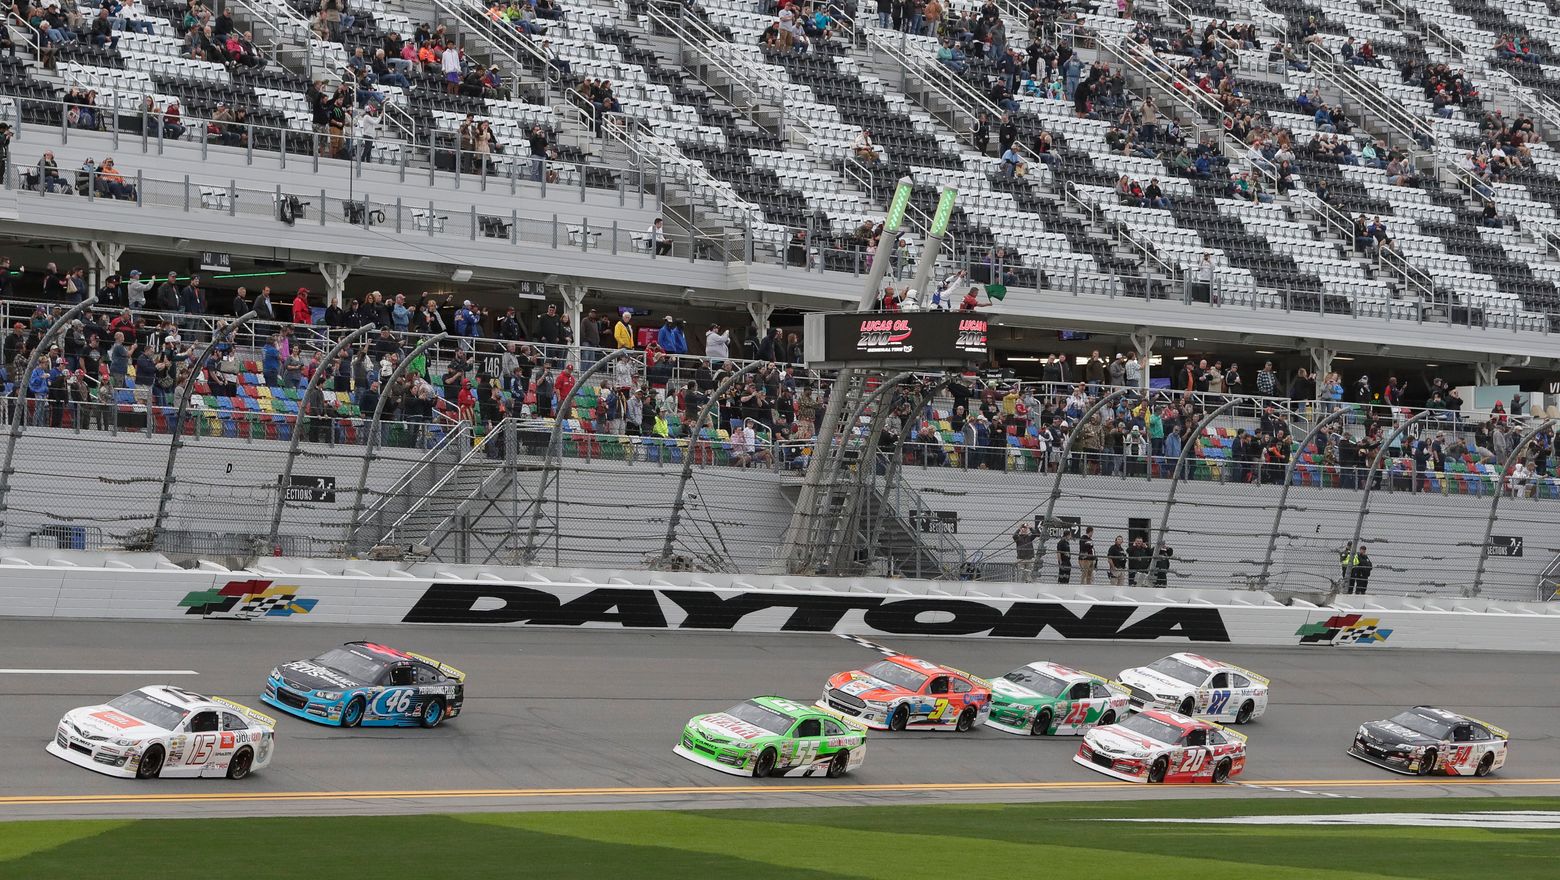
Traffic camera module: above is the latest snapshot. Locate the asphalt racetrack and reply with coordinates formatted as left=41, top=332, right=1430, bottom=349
left=3, top=620, right=1558, bottom=819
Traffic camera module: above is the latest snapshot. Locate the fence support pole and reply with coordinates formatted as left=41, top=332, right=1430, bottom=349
left=1472, top=419, right=1554, bottom=597
left=0, top=297, right=99, bottom=540
left=1345, top=410, right=1435, bottom=591
left=521, top=349, right=634, bottom=562
left=265, top=324, right=375, bottom=553
left=151, top=311, right=257, bottom=549
left=658, top=362, right=767, bottom=565
left=1257, top=406, right=1353, bottom=588
left=345, top=332, right=450, bottom=554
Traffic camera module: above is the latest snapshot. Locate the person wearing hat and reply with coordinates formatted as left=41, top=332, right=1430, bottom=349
left=656, top=314, right=686, bottom=356
left=125, top=269, right=152, bottom=309
left=292, top=287, right=313, bottom=325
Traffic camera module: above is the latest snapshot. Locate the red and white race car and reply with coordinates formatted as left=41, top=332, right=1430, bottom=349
left=1074, top=709, right=1246, bottom=783
left=818, top=654, right=991, bottom=731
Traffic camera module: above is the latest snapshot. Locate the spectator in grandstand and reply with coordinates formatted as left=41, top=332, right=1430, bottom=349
left=657, top=316, right=687, bottom=356
left=612, top=311, right=635, bottom=350
left=705, top=323, right=731, bottom=361
left=647, top=217, right=672, bottom=256
left=291, top=288, right=313, bottom=325
left=1106, top=535, right=1127, bottom=585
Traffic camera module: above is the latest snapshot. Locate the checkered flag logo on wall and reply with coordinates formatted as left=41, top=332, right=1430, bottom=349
left=177, top=579, right=318, bottom=619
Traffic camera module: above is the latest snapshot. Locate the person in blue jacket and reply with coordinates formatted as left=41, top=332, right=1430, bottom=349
left=656, top=316, right=687, bottom=355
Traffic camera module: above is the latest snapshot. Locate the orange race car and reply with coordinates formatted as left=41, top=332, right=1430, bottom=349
left=818, top=654, right=991, bottom=731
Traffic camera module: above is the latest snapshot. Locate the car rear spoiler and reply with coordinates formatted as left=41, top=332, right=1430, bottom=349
left=812, top=703, right=871, bottom=732
left=1463, top=714, right=1510, bottom=740
left=213, top=696, right=278, bottom=728
left=1205, top=720, right=1248, bottom=743
left=406, top=650, right=467, bottom=683
left=1225, top=663, right=1270, bottom=687
left=1077, top=668, right=1133, bottom=696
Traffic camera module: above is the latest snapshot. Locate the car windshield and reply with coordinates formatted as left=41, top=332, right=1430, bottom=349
left=1388, top=710, right=1455, bottom=740
left=1002, top=667, right=1069, bottom=697
left=314, top=647, right=390, bottom=683
left=1146, top=656, right=1208, bottom=686
left=107, top=692, right=189, bottom=730
left=863, top=660, right=929, bottom=692
left=1116, top=713, right=1184, bottom=744
left=723, top=701, right=790, bottom=735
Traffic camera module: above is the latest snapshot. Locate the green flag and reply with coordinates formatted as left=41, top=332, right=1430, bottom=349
left=985, top=283, right=1007, bottom=302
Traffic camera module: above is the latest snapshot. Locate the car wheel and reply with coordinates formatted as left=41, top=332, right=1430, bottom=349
left=1212, top=758, right=1232, bottom=784
left=826, top=750, right=850, bottom=779
left=1417, top=749, right=1437, bottom=776
left=1235, top=701, right=1255, bottom=724
left=956, top=707, right=976, bottom=732
left=341, top=696, right=365, bottom=728
left=1030, top=708, right=1053, bottom=736
left=1475, top=752, right=1495, bottom=777
left=752, top=748, right=777, bottom=778
left=1148, top=756, right=1169, bottom=783
left=226, top=746, right=253, bottom=780
left=1178, top=696, right=1196, bottom=716
left=888, top=705, right=909, bottom=731
left=1100, top=710, right=1117, bottom=726
left=418, top=698, right=445, bottom=729
left=135, top=745, right=165, bottom=779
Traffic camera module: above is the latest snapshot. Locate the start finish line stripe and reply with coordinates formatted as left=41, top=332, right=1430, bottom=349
left=0, top=669, right=200, bottom=675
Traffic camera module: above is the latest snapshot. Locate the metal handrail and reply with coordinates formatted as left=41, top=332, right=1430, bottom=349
left=643, top=3, right=761, bottom=116
left=376, top=421, right=487, bottom=539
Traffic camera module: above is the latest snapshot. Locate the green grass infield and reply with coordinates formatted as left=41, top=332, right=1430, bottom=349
left=4, top=797, right=1558, bottom=878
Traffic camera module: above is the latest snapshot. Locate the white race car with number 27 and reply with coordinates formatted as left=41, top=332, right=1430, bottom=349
left=48, top=685, right=276, bottom=779
left=1117, top=652, right=1269, bottom=724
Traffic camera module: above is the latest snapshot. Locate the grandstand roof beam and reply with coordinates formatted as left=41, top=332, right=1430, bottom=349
left=1131, top=330, right=1156, bottom=391
left=316, top=262, right=352, bottom=309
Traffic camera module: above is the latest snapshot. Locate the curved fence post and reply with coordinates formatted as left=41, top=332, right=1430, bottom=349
left=522, top=348, right=635, bottom=563
left=1345, top=409, right=1435, bottom=585
left=151, top=310, right=256, bottom=548
left=657, top=361, right=766, bottom=565
left=1257, top=405, right=1354, bottom=588
left=0, top=296, right=98, bottom=540
left=1472, top=418, right=1554, bottom=597
left=1041, top=389, right=1129, bottom=525
left=265, top=324, right=375, bottom=553
left=1152, top=394, right=1245, bottom=567
left=345, top=331, right=449, bottom=552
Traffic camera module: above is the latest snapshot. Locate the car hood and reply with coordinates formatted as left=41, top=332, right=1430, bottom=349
left=64, top=705, right=167, bottom=739
left=278, top=660, right=365, bottom=691
left=829, top=671, right=906, bottom=701
left=988, top=678, right=1056, bottom=704
left=1359, top=720, right=1437, bottom=747
left=693, top=713, right=777, bottom=743
left=1118, top=668, right=1195, bottom=699
left=1085, top=725, right=1164, bottom=755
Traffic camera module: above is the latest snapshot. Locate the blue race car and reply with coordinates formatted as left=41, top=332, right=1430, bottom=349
left=262, top=641, right=465, bottom=728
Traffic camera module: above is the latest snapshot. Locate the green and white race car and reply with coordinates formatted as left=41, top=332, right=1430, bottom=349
left=985, top=661, right=1133, bottom=736
left=675, top=696, right=868, bottom=778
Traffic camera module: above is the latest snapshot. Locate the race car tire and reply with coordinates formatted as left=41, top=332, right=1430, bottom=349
left=1147, top=756, right=1169, bottom=784
left=753, top=748, right=777, bottom=778
left=1417, top=749, right=1437, bottom=776
left=418, top=698, right=445, bottom=729
left=135, top=745, right=165, bottom=779
left=1030, top=708, right=1053, bottom=736
left=1475, top=753, right=1495, bottom=777
left=1178, top=696, right=1196, bottom=716
left=226, top=747, right=253, bottom=780
left=955, top=707, right=977, bottom=732
left=826, top=750, right=850, bottom=779
left=1235, top=701, right=1255, bottom=724
left=341, top=696, right=365, bottom=728
left=1212, top=758, right=1232, bottom=784
left=888, top=705, right=909, bottom=731
left=1100, top=710, right=1117, bottom=726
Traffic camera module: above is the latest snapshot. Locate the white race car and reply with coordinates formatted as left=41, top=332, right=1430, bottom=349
left=1117, top=652, right=1269, bottom=724
left=47, top=685, right=276, bottom=779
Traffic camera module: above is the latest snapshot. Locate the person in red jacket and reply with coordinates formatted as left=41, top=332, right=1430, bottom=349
left=553, top=363, right=577, bottom=414
left=292, top=288, right=313, bottom=324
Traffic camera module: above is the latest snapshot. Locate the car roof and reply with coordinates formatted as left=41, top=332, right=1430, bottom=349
left=749, top=696, right=814, bottom=718
left=1028, top=661, right=1083, bottom=680
left=1140, top=709, right=1210, bottom=733
left=346, top=641, right=414, bottom=661
left=1170, top=652, right=1221, bottom=671
left=138, top=684, right=214, bottom=706
left=886, top=655, right=954, bottom=675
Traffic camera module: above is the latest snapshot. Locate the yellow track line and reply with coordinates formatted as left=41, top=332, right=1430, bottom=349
left=3, top=777, right=1558, bottom=806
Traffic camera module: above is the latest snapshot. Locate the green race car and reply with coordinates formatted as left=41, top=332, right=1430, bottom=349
left=675, top=696, right=868, bottom=778
left=985, top=661, right=1133, bottom=736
